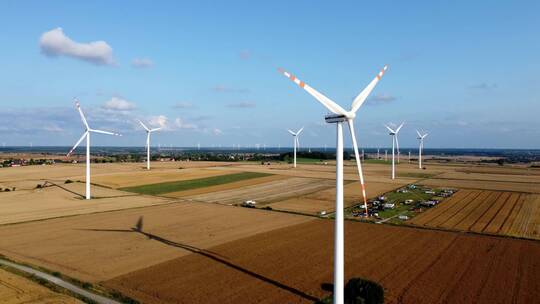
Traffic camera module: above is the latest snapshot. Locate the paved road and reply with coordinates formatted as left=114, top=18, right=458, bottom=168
left=0, top=258, right=122, bottom=304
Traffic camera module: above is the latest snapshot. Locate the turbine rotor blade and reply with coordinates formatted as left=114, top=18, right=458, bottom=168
left=138, top=120, right=150, bottom=131
left=384, top=124, right=395, bottom=133
left=296, top=127, right=304, bottom=135
left=396, top=122, right=405, bottom=133
left=287, top=129, right=296, bottom=136
left=75, top=99, right=89, bottom=129
left=90, top=129, right=122, bottom=136
left=350, top=65, right=388, bottom=113
left=395, top=135, right=400, bottom=153
left=416, top=129, right=422, bottom=138
left=278, top=68, right=348, bottom=116
left=347, top=119, right=368, bottom=213
left=150, top=128, right=162, bottom=132
left=67, top=131, right=88, bottom=157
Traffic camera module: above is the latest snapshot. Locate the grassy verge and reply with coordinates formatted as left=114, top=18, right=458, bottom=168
left=399, top=172, right=435, bottom=179
left=120, top=172, right=272, bottom=195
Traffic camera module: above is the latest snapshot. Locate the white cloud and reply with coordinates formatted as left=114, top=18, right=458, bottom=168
left=213, top=128, right=223, bottom=135
left=39, top=28, right=114, bottom=66
left=366, top=93, right=397, bottom=105
left=148, top=115, right=168, bottom=128
left=102, top=97, right=136, bottom=111
left=174, top=118, right=197, bottom=129
left=226, top=101, right=256, bottom=108
left=132, top=58, right=154, bottom=68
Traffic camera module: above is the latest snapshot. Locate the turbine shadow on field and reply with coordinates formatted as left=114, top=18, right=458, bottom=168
left=77, top=216, right=320, bottom=302
left=44, top=181, right=86, bottom=199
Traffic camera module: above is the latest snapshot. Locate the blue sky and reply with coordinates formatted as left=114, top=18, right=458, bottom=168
left=0, top=1, right=538, bottom=148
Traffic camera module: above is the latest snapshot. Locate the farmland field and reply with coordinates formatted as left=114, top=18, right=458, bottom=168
left=410, top=189, right=540, bottom=240
left=267, top=181, right=404, bottom=215
left=0, top=267, right=81, bottom=303
left=0, top=202, right=312, bottom=282
left=119, top=172, right=271, bottom=195
left=90, top=167, right=235, bottom=188
left=104, top=220, right=540, bottom=304
left=0, top=182, right=169, bottom=225
left=183, top=177, right=335, bottom=206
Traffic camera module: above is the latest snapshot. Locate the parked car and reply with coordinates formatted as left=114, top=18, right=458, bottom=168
left=241, top=200, right=257, bottom=208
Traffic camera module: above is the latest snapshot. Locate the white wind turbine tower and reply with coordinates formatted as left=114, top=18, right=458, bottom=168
left=67, top=100, right=121, bottom=199
left=138, top=120, right=161, bottom=170
left=416, top=129, right=428, bottom=169
left=280, top=65, right=388, bottom=304
left=384, top=122, right=404, bottom=180
left=287, top=127, right=304, bottom=168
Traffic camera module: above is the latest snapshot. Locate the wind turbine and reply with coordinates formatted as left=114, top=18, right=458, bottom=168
left=384, top=122, right=404, bottom=180
left=67, top=100, right=121, bottom=199
left=279, top=65, right=388, bottom=304
left=138, top=120, right=161, bottom=170
left=287, top=127, right=304, bottom=168
left=416, top=129, right=428, bottom=169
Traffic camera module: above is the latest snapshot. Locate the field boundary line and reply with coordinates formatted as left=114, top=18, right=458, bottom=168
left=460, top=191, right=502, bottom=231
left=436, top=191, right=485, bottom=229
left=481, top=193, right=513, bottom=233
left=420, top=190, right=475, bottom=226
left=498, top=194, right=525, bottom=234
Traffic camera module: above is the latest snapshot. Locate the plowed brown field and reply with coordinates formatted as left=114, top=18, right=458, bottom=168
left=105, top=220, right=540, bottom=304
left=410, top=189, right=540, bottom=240
left=0, top=202, right=312, bottom=282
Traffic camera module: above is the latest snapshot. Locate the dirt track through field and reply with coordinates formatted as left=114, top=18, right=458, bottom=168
left=410, top=189, right=540, bottom=240
left=104, top=220, right=540, bottom=304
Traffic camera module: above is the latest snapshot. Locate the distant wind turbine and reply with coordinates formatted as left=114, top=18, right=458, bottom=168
left=67, top=100, right=121, bottom=199
left=138, top=120, right=161, bottom=170
left=279, top=64, right=388, bottom=304
left=287, top=127, right=304, bottom=168
left=384, top=122, right=404, bottom=180
left=416, top=129, right=429, bottom=169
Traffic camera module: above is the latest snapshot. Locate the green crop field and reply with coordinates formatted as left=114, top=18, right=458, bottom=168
left=120, top=172, right=272, bottom=195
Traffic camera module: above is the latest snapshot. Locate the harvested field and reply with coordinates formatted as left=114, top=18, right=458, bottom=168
left=119, top=172, right=271, bottom=195
left=166, top=175, right=286, bottom=197
left=410, top=189, right=540, bottom=240
left=0, top=202, right=312, bottom=282
left=0, top=183, right=168, bottom=225
left=91, top=168, right=234, bottom=188
left=422, top=173, right=540, bottom=193
left=212, top=162, right=422, bottom=185
left=0, top=267, right=81, bottom=303
left=105, top=220, right=540, bottom=304
left=268, top=181, right=403, bottom=215
left=183, top=177, right=335, bottom=206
